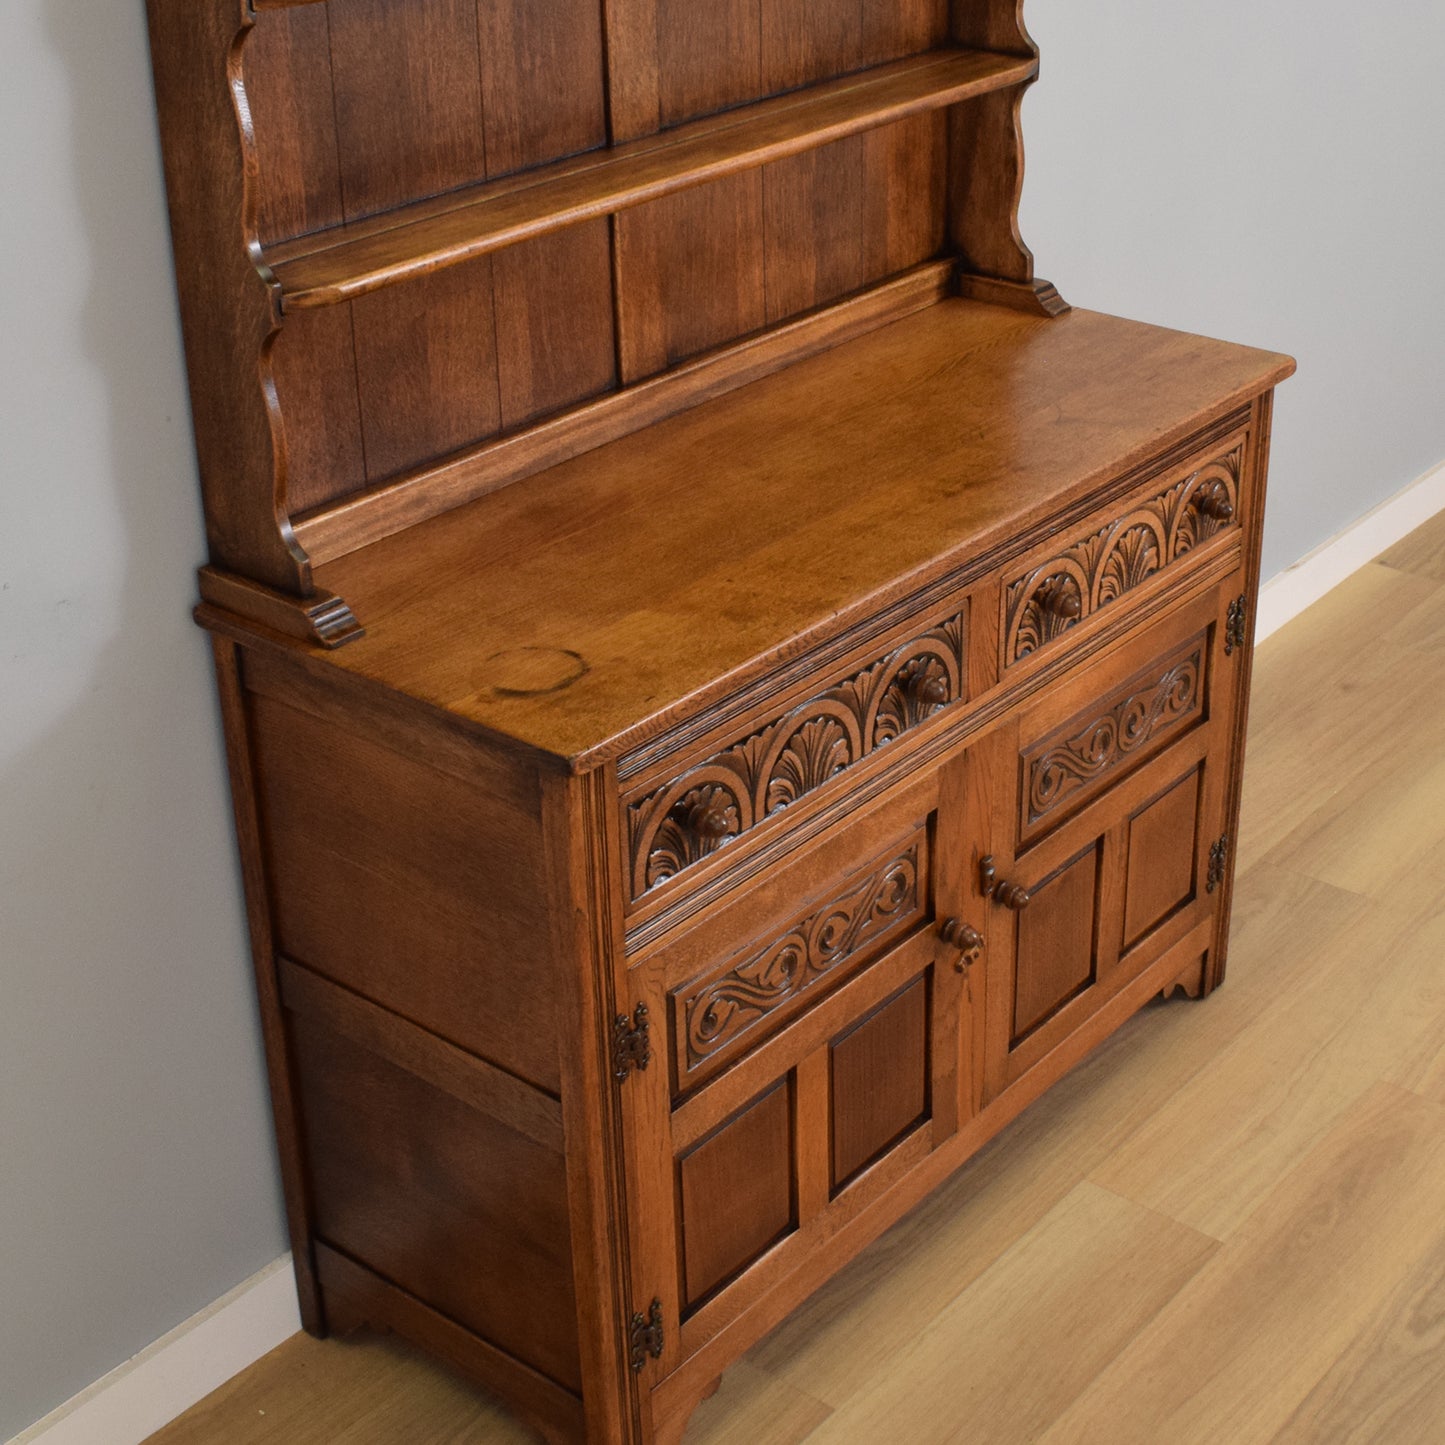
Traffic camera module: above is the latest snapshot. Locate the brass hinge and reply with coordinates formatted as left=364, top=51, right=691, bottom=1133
left=629, top=1298, right=664, bottom=1372
left=1224, top=594, right=1249, bottom=656
left=1206, top=834, right=1230, bottom=893
left=611, top=1004, right=652, bottom=1081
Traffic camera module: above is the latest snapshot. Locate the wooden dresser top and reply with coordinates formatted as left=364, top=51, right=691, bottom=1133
left=309, top=300, right=1292, bottom=767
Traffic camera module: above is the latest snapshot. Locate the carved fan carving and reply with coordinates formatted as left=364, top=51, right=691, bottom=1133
left=765, top=716, right=853, bottom=812
left=644, top=783, right=744, bottom=890
left=1005, top=447, right=1243, bottom=665
left=627, top=615, right=964, bottom=899
left=1096, top=522, right=1164, bottom=605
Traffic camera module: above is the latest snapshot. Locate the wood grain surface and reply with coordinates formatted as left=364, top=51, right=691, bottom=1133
left=308, top=302, right=1292, bottom=765
left=150, top=511, right=1445, bottom=1444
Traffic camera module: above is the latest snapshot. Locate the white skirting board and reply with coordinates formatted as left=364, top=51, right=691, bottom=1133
left=8, top=460, right=1444, bottom=1445
left=1255, top=455, right=1445, bottom=643
left=5, top=1257, right=299, bottom=1445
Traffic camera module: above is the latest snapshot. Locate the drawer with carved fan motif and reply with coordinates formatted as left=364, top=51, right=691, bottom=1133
left=999, top=422, right=1252, bottom=676
left=617, top=595, right=972, bottom=936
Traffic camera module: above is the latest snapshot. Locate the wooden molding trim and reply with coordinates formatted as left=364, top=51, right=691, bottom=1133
left=955, top=271, right=1070, bottom=317
left=6, top=1258, right=299, bottom=1445
left=198, top=566, right=363, bottom=649
left=277, top=958, right=564, bottom=1152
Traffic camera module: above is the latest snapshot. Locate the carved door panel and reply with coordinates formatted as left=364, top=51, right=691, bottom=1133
left=617, top=756, right=981, bottom=1394
left=980, top=577, right=1245, bottom=1103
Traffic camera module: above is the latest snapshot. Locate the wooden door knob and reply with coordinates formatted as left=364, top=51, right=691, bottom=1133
left=938, top=917, right=985, bottom=970
left=1193, top=480, right=1235, bottom=521
left=979, top=855, right=1030, bottom=910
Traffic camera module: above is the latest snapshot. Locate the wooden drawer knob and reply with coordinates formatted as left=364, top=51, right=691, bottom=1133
left=1033, top=579, right=1082, bottom=620
left=938, top=917, right=986, bottom=970
left=684, top=794, right=735, bottom=840
left=1193, top=479, right=1235, bottom=521
left=979, top=856, right=1030, bottom=910
left=909, top=671, right=950, bottom=706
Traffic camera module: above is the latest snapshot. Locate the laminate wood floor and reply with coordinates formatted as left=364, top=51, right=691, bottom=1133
left=149, top=511, right=1445, bottom=1445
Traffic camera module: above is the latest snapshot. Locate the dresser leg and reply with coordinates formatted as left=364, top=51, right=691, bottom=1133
left=1158, top=949, right=1209, bottom=1001
left=646, top=1386, right=713, bottom=1445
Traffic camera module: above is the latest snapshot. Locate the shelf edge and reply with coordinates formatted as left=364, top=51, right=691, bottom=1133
left=268, top=50, right=1036, bottom=310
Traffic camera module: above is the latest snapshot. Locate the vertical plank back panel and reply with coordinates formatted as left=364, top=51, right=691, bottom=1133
left=762, top=138, right=866, bottom=324
left=761, top=0, right=862, bottom=93
left=617, top=114, right=946, bottom=382
left=477, top=0, right=608, bottom=175
left=862, top=111, right=948, bottom=282
left=492, top=224, right=618, bottom=431
left=243, top=8, right=344, bottom=246
left=601, top=0, right=663, bottom=142
left=327, top=0, right=488, bottom=221
left=614, top=174, right=767, bottom=381
left=655, top=0, right=762, bottom=128
left=861, top=0, right=949, bottom=66
left=350, top=258, right=502, bottom=481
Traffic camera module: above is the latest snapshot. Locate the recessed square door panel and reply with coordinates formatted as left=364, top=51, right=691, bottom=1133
left=1123, top=768, right=1202, bottom=949
left=1012, top=845, right=1100, bottom=1043
left=678, top=1081, right=794, bottom=1309
left=830, top=974, right=930, bottom=1190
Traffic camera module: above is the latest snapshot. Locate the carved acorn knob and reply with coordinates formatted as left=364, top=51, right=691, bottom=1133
left=979, top=855, right=1031, bottom=911
left=1193, top=480, right=1235, bottom=522
left=909, top=671, right=950, bottom=706
left=685, top=796, right=734, bottom=839
left=1033, top=580, right=1082, bottom=620
left=939, top=917, right=985, bottom=971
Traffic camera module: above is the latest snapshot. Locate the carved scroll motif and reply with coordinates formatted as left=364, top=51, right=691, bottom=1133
left=677, top=845, right=922, bottom=1078
left=1005, top=449, right=1243, bottom=666
left=1027, top=648, right=1204, bottom=824
left=628, top=616, right=965, bottom=899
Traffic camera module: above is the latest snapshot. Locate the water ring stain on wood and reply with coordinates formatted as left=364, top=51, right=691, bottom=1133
left=484, top=647, right=589, bottom=697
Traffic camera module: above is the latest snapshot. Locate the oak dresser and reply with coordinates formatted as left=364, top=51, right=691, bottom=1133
left=144, top=1, right=1293, bottom=1439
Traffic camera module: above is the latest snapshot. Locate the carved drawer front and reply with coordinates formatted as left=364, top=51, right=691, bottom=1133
left=1017, top=635, right=1209, bottom=849
left=670, top=832, right=928, bottom=1094
left=620, top=605, right=968, bottom=915
left=1001, top=432, right=1247, bottom=672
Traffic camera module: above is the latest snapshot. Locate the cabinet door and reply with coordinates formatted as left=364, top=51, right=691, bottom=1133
left=977, top=578, right=1244, bottom=1102
left=618, top=755, right=983, bottom=1388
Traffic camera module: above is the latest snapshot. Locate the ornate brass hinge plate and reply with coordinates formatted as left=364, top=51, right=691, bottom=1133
left=1224, top=594, right=1249, bottom=656
left=1206, top=834, right=1230, bottom=893
left=629, top=1298, right=664, bottom=1371
left=612, top=1004, right=652, bottom=1081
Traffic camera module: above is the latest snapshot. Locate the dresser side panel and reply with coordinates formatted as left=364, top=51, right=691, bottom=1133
left=243, top=667, right=561, bottom=1093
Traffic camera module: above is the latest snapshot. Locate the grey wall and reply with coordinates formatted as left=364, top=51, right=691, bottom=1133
left=2, top=0, right=1443, bottom=1439
left=1022, top=0, right=1445, bottom=579
left=0, top=3, right=286, bottom=1439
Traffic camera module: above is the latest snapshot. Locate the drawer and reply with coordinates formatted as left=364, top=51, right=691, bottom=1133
left=1000, top=428, right=1249, bottom=673
left=619, top=599, right=970, bottom=919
